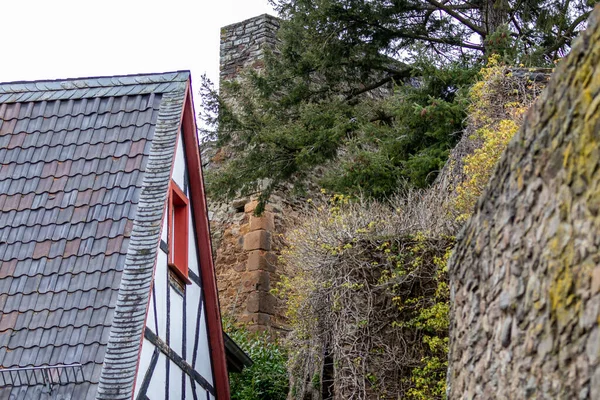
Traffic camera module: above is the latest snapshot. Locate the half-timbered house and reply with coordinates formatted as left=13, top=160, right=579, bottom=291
left=0, top=71, right=239, bottom=399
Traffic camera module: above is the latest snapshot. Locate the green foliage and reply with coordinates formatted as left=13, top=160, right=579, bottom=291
left=224, top=319, right=289, bottom=400
left=272, top=0, right=598, bottom=64
left=381, top=233, right=453, bottom=399
left=203, top=0, right=596, bottom=208
left=453, top=56, right=544, bottom=220
left=321, top=60, right=476, bottom=195
left=203, top=53, right=476, bottom=203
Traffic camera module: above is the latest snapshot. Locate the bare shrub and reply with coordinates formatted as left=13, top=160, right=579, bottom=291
left=278, top=192, right=455, bottom=399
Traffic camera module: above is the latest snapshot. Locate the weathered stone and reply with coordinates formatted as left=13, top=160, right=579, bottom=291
left=215, top=22, right=282, bottom=336
left=247, top=291, right=277, bottom=314
left=244, top=199, right=274, bottom=214
left=241, top=270, right=270, bottom=292
left=238, top=312, right=271, bottom=326
left=449, top=7, right=600, bottom=398
left=249, top=212, right=275, bottom=232
left=232, top=197, right=249, bottom=211
left=499, top=291, right=512, bottom=311
left=243, top=230, right=271, bottom=251
left=247, top=250, right=277, bottom=272
left=592, top=267, right=600, bottom=294
left=501, top=317, right=513, bottom=348
left=233, top=262, right=246, bottom=272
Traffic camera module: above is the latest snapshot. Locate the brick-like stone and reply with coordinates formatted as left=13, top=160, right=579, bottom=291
left=243, top=230, right=271, bottom=251
left=240, top=270, right=270, bottom=292
left=233, top=262, right=246, bottom=273
left=219, top=14, right=280, bottom=82
left=592, top=267, right=600, bottom=295
left=249, top=212, right=275, bottom=232
left=247, top=291, right=277, bottom=314
left=244, top=200, right=273, bottom=214
left=247, top=250, right=277, bottom=272
left=449, top=10, right=600, bottom=399
left=238, top=312, right=271, bottom=326
left=247, top=324, right=269, bottom=333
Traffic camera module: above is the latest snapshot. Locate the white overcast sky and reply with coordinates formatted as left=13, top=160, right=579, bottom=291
left=2, top=0, right=276, bottom=109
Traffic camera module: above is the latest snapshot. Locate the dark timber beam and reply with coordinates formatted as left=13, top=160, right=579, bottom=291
left=144, top=327, right=215, bottom=396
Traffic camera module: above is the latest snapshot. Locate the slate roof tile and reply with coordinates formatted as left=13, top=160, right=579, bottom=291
left=0, top=71, right=190, bottom=398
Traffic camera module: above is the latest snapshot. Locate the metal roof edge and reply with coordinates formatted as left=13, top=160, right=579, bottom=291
left=224, top=333, right=253, bottom=373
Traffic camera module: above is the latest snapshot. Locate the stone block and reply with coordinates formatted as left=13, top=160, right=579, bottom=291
left=247, top=324, right=269, bottom=333
left=241, top=270, right=270, bottom=292
left=244, top=200, right=273, bottom=214
left=232, top=197, right=249, bottom=211
left=233, top=262, right=246, bottom=273
left=238, top=312, right=271, bottom=326
left=249, top=212, right=275, bottom=232
left=247, top=250, right=277, bottom=272
left=243, top=230, right=271, bottom=251
left=592, top=267, right=600, bottom=294
left=247, top=291, right=277, bottom=314
left=240, top=223, right=250, bottom=236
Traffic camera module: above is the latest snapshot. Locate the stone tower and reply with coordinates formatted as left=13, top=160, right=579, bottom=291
left=219, top=14, right=280, bottom=82
left=210, top=14, right=286, bottom=333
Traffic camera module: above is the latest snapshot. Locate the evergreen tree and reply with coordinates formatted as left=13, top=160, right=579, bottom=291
left=201, top=0, right=596, bottom=208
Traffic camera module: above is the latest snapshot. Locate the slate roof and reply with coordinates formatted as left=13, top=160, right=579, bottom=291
left=0, top=71, right=189, bottom=399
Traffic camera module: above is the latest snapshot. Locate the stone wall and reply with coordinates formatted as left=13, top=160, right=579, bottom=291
left=448, top=6, right=600, bottom=399
left=219, top=14, right=279, bottom=81
left=210, top=197, right=283, bottom=331
left=210, top=14, right=285, bottom=332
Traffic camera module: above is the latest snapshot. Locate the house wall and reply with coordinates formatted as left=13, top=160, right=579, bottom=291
left=134, top=130, right=216, bottom=400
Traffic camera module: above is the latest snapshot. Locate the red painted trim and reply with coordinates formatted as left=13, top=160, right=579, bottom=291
left=181, top=79, right=231, bottom=399
left=168, top=181, right=191, bottom=283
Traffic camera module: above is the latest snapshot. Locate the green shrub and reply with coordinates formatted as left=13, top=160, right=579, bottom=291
left=224, top=319, right=289, bottom=400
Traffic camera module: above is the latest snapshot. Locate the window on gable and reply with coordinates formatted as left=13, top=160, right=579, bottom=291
left=168, top=181, right=190, bottom=285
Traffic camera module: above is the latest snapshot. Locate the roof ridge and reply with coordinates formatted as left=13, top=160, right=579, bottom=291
left=0, top=71, right=190, bottom=92
left=0, top=71, right=190, bottom=104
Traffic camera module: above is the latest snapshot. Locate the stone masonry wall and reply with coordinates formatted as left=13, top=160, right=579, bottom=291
left=210, top=197, right=282, bottom=331
left=448, top=6, right=600, bottom=399
left=211, top=14, right=287, bottom=332
left=220, top=14, right=279, bottom=81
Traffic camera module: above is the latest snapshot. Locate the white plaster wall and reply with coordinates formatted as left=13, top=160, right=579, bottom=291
left=169, top=287, right=184, bottom=356
left=145, top=289, right=158, bottom=339
left=185, top=282, right=201, bottom=364
left=172, top=131, right=186, bottom=190
left=147, top=353, right=168, bottom=399
left=168, top=359, right=184, bottom=399
left=195, top=303, right=214, bottom=385
left=187, top=208, right=201, bottom=278
left=161, top=211, right=168, bottom=243
left=133, top=337, right=154, bottom=397
left=154, top=250, right=168, bottom=338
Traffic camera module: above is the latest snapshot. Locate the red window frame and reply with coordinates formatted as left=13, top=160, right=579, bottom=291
left=168, top=181, right=191, bottom=284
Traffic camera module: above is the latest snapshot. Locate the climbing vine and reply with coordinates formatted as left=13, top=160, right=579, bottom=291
left=276, top=193, right=457, bottom=399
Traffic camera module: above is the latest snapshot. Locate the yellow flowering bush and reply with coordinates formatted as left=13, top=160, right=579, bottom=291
left=453, top=56, right=546, bottom=220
